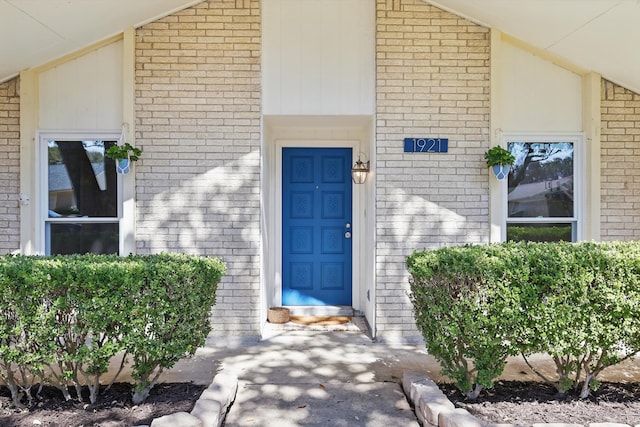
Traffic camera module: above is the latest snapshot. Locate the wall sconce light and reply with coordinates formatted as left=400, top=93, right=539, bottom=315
left=351, top=154, right=370, bottom=184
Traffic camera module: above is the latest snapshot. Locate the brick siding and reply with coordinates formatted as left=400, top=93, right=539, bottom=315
left=135, top=0, right=261, bottom=336
left=601, top=79, right=640, bottom=241
left=375, top=0, right=490, bottom=341
left=0, top=78, right=20, bottom=254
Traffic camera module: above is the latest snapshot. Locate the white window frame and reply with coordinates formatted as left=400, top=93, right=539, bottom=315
left=500, top=133, right=585, bottom=242
left=38, top=131, right=123, bottom=255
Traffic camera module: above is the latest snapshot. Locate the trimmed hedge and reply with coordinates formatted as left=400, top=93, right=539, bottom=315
left=407, top=241, right=640, bottom=399
left=0, top=253, right=225, bottom=407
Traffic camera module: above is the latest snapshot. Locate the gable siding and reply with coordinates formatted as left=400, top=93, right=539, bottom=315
left=601, top=80, right=640, bottom=240
left=135, top=0, right=262, bottom=336
left=38, top=40, right=123, bottom=131
left=375, top=0, right=490, bottom=342
left=0, top=78, right=20, bottom=254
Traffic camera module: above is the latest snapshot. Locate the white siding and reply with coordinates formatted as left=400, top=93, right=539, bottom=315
left=39, top=41, right=123, bottom=130
left=497, top=41, right=582, bottom=132
left=263, top=0, right=375, bottom=115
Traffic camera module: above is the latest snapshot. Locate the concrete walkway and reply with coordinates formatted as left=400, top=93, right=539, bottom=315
left=154, top=327, right=640, bottom=427
left=202, top=331, right=436, bottom=426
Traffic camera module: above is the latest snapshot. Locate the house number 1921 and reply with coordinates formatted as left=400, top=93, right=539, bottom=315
left=403, top=138, right=449, bottom=153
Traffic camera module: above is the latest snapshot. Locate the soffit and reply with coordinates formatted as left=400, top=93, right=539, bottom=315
left=0, top=0, right=203, bottom=83
left=2, top=0, right=638, bottom=94
left=427, top=0, right=640, bottom=93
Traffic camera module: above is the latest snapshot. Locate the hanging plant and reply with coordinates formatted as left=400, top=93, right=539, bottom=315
left=105, top=143, right=142, bottom=175
left=484, top=146, right=515, bottom=180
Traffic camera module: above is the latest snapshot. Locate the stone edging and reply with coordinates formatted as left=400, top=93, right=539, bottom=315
left=402, top=371, right=640, bottom=427
left=142, top=373, right=238, bottom=427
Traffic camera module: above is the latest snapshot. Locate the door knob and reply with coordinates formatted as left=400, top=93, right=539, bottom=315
left=345, top=231, right=352, bottom=239
left=345, top=223, right=351, bottom=229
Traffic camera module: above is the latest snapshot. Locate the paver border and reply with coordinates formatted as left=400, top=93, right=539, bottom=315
left=146, top=373, right=238, bottom=427
left=402, top=371, right=639, bottom=427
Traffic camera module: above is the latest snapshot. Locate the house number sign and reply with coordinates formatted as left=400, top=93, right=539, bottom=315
left=403, top=138, right=448, bottom=153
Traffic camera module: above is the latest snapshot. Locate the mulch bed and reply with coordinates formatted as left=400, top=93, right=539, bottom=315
left=5, top=380, right=640, bottom=426
left=0, top=382, right=206, bottom=427
left=439, top=380, right=640, bottom=425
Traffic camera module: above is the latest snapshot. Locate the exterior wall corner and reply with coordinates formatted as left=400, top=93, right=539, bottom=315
left=0, top=77, right=21, bottom=254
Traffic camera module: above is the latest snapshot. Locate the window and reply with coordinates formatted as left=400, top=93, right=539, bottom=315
left=43, top=135, right=121, bottom=255
left=503, top=134, right=583, bottom=242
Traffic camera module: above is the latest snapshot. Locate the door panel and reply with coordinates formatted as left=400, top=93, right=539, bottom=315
left=282, top=148, right=352, bottom=306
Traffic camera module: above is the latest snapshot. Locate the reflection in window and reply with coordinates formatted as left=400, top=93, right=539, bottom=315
left=48, top=223, right=119, bottom=255
left=506, top=141, right=577, bottom=243
left=46, top=139, right=119, bottom=255
left=506, top=223, right=573, bottom=243
left=507, top=142, right=573, bottom=218
left=48, top=141, right=117, bottom=218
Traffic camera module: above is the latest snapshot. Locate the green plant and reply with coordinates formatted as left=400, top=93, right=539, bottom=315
left=407, top=241, right=640, bottom=400
left=518, top=242, right=640, bottom=398
left=0, top=255, right=52, bottom=408
left=43, top=255, right=134, bottom=404
left=407, top=244, right=523, bottom=399
left=484, top=145, right=515, bottom=167
left=0, top=253, right=225, bottom=406
left=105, top=142, right=142, bottom=162
left=125, top=253, right=225, bottom=404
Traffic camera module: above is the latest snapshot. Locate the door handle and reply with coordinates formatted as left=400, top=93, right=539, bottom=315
left=345, top=231, right=352, bottom=239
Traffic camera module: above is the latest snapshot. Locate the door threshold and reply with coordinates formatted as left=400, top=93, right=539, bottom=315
left=284, top=305, right=354, bottom=316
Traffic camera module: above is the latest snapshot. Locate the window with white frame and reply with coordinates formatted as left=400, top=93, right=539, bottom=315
left=503, top=134, right=583, bottom=242
left=42, top=135, right=121, bottom=255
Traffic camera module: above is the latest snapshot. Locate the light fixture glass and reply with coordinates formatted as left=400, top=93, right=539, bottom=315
left=351, top=156, right=370, bottom=184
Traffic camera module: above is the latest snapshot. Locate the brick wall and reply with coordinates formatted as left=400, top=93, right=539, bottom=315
left=0, top=78, right=20, bottom=254
left=375, top=0, right=490, bottom=342
left=135, top=0, right=261, bottom=336
left=601, top=79, right=640, bottom=240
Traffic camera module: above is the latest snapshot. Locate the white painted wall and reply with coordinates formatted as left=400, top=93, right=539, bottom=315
left=39, top=40, right=123, bottom=130
left=496, top=40, right=582, bottom=133
left=262, top=0, right=375, bottom=115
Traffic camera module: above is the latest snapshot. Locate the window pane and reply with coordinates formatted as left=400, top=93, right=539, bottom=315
left=48, top=222, right=119, bottom=255
left=507, top=223, right=573, bottom=242
left=507, top=142, right=574, bottom=218
left=48, top=140, right=117, bottom=217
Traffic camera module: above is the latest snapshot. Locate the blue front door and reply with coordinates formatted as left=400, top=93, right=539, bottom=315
left=282, top=147, right=353, bottom=306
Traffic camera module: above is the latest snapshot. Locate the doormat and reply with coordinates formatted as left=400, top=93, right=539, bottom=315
left=263, top=315, right=368, bottom=335
left=289, top=315, right=351, bottom=326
